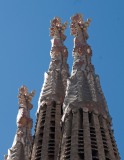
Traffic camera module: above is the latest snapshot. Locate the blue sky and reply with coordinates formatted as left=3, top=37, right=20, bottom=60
left=0, top=0, right=123, bottom=159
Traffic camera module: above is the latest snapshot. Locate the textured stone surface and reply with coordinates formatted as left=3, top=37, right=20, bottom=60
left=70, top=109, right=79, bottom=160
left=83, top=112, right=92, bottom=160
left=93, top=113, right=106, bottom=160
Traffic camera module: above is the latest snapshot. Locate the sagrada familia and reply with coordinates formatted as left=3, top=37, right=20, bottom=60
left=5, top=14, right=120, bottom=160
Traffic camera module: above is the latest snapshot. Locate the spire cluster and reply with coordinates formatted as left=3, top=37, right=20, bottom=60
left=5, top=14, right=120, bottom=160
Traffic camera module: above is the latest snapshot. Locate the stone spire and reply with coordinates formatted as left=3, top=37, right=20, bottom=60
left=5, top=86, right=35, bottom=160
left=36, top=17, right=69, bottom=114
left=59, top=14, right=120, bottom=160
left=63, top=13, right=108, bottom=118
left=31, top=17, right=69, bottom=160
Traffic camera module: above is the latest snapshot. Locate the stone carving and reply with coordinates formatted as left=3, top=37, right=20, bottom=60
left=37, top=17, right=69, bottom=114
left=70, top=14, right=92, bottom=72
left=50, top=17, right=68, bottom=43
left=70, top=13, right=91, bottom=42
left=5, top=86, right=35, bottom=160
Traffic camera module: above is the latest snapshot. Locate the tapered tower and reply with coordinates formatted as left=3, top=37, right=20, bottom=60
left=59, top=14, right=120, bottom=160
left=31, top=17, right=69, bottom=160
left=5, top=86, right=35, bottom=160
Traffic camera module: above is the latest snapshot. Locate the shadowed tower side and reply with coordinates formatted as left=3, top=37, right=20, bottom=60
left=31, top=17, right=69, bottom=160
left=5, top=86, right=35, bottom=160
left=59, top=14, right=120, bottom=160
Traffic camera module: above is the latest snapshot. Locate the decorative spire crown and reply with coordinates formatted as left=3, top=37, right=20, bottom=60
left=70, top=13, right=91, bottom=40
left=50, top=17, right=68, bottom=41
left=18, top=85, right=35, bottom=109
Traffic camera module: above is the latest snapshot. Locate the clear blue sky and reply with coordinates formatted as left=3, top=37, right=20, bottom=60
left=0, top=0, right=123, bottom=159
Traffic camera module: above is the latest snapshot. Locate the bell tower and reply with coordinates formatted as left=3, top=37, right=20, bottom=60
left=31, top=17, right=69, bottom=160
left=59, top=14, right=120, bottom=160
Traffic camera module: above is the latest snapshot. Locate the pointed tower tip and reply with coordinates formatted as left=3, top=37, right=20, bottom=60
left=18, top=85, right=35, bottom=107
left=70, top=13, right=91, bottom=40
left=49, top=17, right=68, bottom=42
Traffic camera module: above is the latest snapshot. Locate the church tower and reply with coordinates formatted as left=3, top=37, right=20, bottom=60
left=59, top=14, right=120, bottom=160
left=31, top=17, right=69, bottom=160
left=5, top=86, right=35, bottom=160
